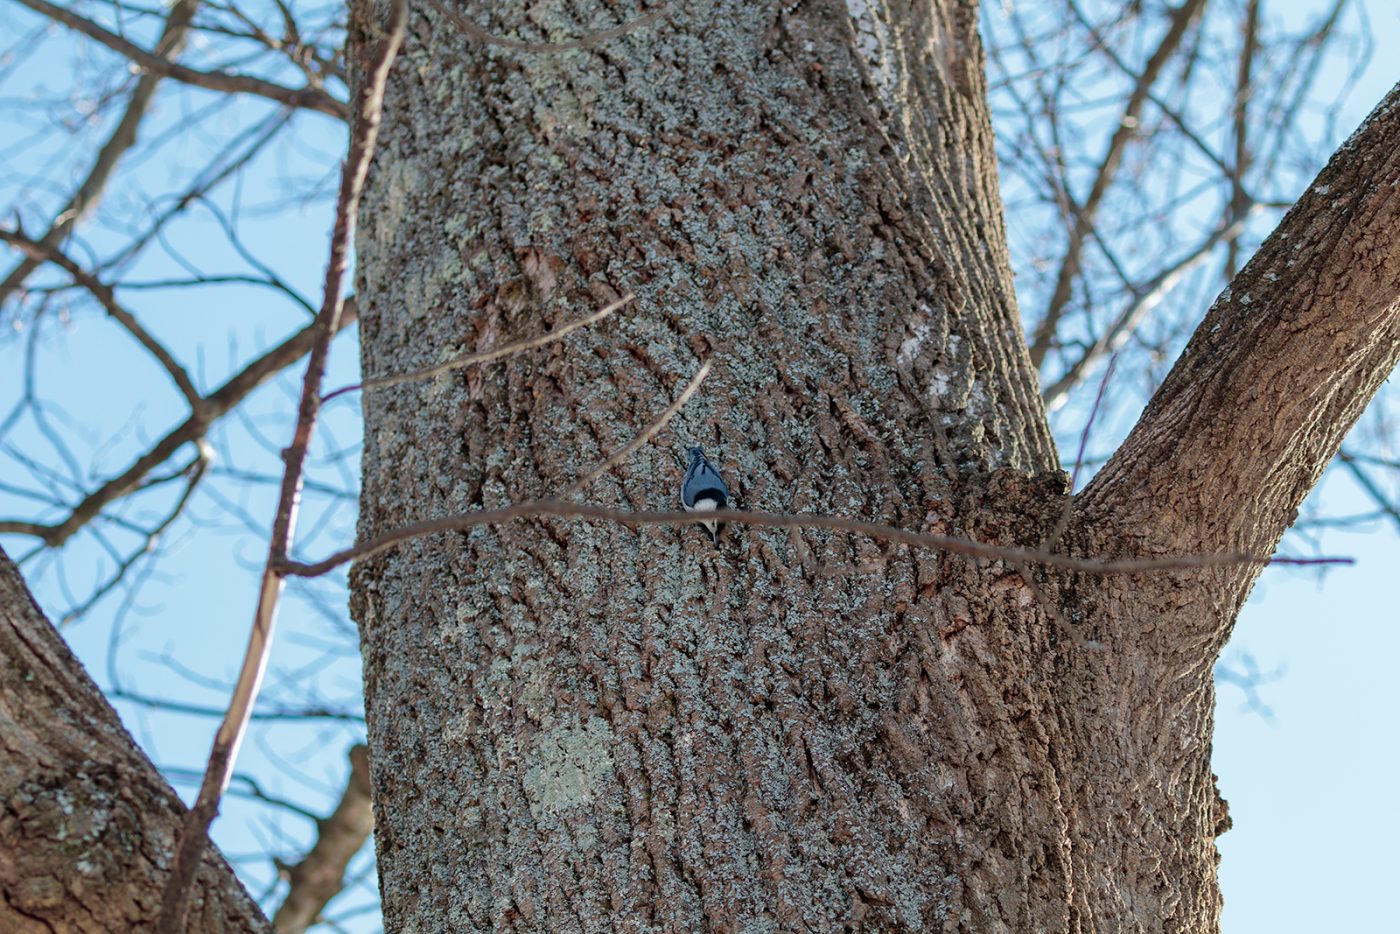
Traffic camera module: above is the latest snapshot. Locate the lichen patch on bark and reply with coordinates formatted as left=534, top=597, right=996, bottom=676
left=523, top=716, right=618, bottom=822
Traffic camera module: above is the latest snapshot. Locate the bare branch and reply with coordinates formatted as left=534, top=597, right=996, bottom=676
left=1063, top=1, right=1235, bottom=179
left=162, top=766, right=324, bottom=824
left=0, top=0, right=201, bottom=306
left=58, top=450, right=209, bottom=624
left=322, top=293, right=634, bottom=403
left=1215, top=651, right=1282, bottom=722
left=0, top=299, right=358, bottom=546
left=111, top=686, right=363, bottom=722
left=275, top=499, right=1350, bottom=581
left=562, top=359, right=709, bottom=497
left=1027, top=0, right=1210, bottom=369
left=0, top=228, right=202, bottom=408
left=101, top=107, right=297, bottom=274
left=1042, top=213, right=1249, bottom=409
left=271, top=745, right=373, bottom=934
left=14, top=0, right=348, bottom=120
left=156, top=2, right=406, bottom=927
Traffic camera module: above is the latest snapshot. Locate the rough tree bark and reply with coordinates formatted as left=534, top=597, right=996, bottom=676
left=0, top=546, right=269, bottom=932
left=348, top=1, right=1399, bottom=931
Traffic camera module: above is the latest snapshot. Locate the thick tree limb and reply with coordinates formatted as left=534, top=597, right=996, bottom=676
left=1079, top=82, right=1400, bottom=562
left=14, top=0, right=348, bottom=120
left=270, top=745, right=373, bottom=934
left=841, top=0, right=1058, bottom=469
left=0, top=546, right=270, bottom=931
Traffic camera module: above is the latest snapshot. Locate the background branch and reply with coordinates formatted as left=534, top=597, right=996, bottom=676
left=14, top=0, right=347, bottom=119
left=156, top=4, right=404, bottom=927
left=1026, top=0, right=1209, bottom=369
left=271, top=745, right=373, bottom=934
left=0, top=299, right=358, bottom=546
left=0, top=0, right=202, bottom=305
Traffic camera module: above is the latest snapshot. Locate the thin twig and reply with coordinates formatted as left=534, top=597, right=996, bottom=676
left=1042, top=215, right=1249, bottom=409
left=275, top=500, right=1352, bottom=580
left=102, top=108, right=296, bottom=274
left=154, top=3, right=405, bottom=929
left=562, top=360, right=710, bottom=497
left=1068, top=355, right=1117, bottom=497
left=322, top=293, right=634, bottom=402
left=1027, top=0, right=1209, bottom=369
left=14, top=0, right=348, bottom=120
left=162, top=767, right=323, bottom=824
left=421, top=0, right=673, bottom=54
left=0, top=299, right=358, bottom=545
left=58, top=450, right=209, bottom=625
left=0, top=0, right=201, bottom=306
left=1019, top=354, right=1120, bottom=650
left=0, top=228, right=202, bottom=408
left=110, top=686, right=363, bottom=722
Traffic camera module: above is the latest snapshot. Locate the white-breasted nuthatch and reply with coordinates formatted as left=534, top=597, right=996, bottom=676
left=680, top=446, right=729, bottom=544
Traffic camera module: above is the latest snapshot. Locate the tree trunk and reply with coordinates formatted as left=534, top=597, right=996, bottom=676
left=0, top=546, right=270, bottom=932
left=348, top=1, right=1400, bottom=930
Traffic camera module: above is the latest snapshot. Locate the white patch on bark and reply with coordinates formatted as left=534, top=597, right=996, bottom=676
left=927, top=366, right=953, bottom=400
left=924, top=335, right=960, bottom=400
left=897, top=317, right=933, bottom=367
left=846, top=0, right=898, bottom=104
left=523, top=716, right=616, bottom=821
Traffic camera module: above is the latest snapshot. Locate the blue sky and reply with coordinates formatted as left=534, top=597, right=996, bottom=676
left=0, top=1, right=1396, bottom=930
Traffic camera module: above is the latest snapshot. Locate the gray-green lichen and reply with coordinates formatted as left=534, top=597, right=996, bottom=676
left=522, top=715, right=617, bottom=822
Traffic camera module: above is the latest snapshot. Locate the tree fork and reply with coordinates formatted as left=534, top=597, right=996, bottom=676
left=348, top=0, right=1399, bottom=930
